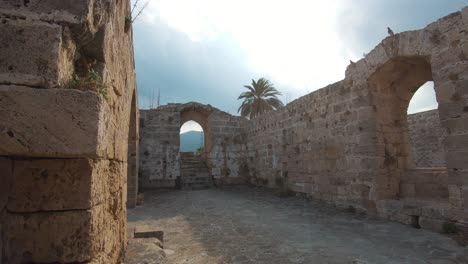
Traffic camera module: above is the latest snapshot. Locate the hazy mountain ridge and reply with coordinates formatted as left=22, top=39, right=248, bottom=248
left=180, top=130, right=204, bottom=152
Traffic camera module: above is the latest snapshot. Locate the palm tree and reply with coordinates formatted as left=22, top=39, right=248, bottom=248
left=238, top=78, right=284, bottom=119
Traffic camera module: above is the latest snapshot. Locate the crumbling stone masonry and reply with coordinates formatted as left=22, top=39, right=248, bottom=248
left=139, top=102, right=249, bottom=189
left=140, top=8, right=468, bottom=232
left=0, top=0, right=138, bottom=263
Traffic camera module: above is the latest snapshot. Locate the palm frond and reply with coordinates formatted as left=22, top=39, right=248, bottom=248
left=238, top=77, right=283, bottom=118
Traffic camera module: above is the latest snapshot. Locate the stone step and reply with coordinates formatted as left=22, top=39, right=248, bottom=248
left=181, top=168, right=208, bottom=171
left=180, top=165, right=208, bottom=169
left=181, top=183, right=213, bottom=190
left=181, top=173, right=209, bottom=177
left=179, top=155, right=213, bottom=190
left=182, top=177, right=211, bottom=181
left=181, top=163, right=205, bottom=166
left=180, top=168, right=209, bottom=172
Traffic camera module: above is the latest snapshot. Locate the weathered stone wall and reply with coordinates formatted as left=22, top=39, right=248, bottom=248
left=246, top=81, right=370, bottom=208
left=407, top=110, right=447, bottom=167
left=0, top=0, right=138, bottom=263
left=139, top=106, right=181, bottom=188
left=246, top=7, right=468, bottom=231
left=139, top=102, right=248, bottom=189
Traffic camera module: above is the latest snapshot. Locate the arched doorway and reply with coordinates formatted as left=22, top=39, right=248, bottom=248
left=180, top=120, right=205, bottom=153
left=369, top=56, right=448, bottom=203
left=178, top=105, right=213, bottom=189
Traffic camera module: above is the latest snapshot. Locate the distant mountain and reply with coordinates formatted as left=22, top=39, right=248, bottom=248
left=180, top=131, right=204, bottom=152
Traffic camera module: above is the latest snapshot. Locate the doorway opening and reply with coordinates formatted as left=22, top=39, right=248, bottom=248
left=180, top=120, right=205, bottom=154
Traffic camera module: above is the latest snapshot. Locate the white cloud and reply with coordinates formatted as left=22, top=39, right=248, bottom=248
left=132, top=0, right=461, bottom=114
left=180, top=120, right=204, bottom=134
left=137, top=0, right=348, bottom=94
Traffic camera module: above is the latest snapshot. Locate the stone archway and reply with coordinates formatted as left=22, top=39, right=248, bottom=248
left=369, top=56, right=444, bottom=200
left=368, top=55, right=453, bottom=205
left=180, top=106, right=212, bottom=155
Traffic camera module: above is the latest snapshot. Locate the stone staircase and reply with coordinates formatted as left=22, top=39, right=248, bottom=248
left=179, top=152, right=213, bottom=190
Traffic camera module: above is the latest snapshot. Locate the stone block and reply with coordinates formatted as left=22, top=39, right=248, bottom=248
left=446, top=151, right=468, bottom=169
left=0, top=0, right=110, bottom=34
left=447, top=169, right=468, bottom=185
left=7, top=159, right=124, bottom=212
left=400, top=183, right=416, bottom=197
left=444, top=134, right=468, bottom=151
left=0, top=19, right=75, bottom=88
left=134, top=226, right=164, bottom=242
left=419, top=217, right=445, bottom=232
left=441, top=116, right=468, bottom=134
left=3, top=203, right=125, bottom=263
left=0, top=85, right=113, bottom=159
left=438, top=101, right=465, bottom=119
left=0, top=157, right=13, bottom=210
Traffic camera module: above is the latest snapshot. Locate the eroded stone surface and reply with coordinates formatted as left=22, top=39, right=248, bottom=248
left=0, top=18, right=75, bottom=88
left=0, top=86, right=110, bottom=158
left=4, top=202, right=126, bottom=263
left=0, top=0, right=137, bottom=262
left=7, top=158, right=125, bottom=212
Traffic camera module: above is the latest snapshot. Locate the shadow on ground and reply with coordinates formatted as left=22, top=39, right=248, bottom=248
left=125, top=186, right=468, bottom=264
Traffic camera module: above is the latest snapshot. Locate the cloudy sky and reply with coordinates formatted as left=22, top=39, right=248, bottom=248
left=132, top=0, right=467, bottom=132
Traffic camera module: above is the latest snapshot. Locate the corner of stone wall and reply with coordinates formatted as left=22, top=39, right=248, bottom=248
left=0, top=0, right=136, bottom=263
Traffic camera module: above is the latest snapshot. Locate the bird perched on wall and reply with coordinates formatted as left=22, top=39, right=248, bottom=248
left=387, top=27, right=395, bottom=36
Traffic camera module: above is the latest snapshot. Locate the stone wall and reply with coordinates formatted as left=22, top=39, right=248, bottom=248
left=245, top=7, right=468, bottom=231
left=246, top=81, right=369, bottom=208
left=0, top=0, right=138, bottom=263
left=408, top=110, right=447, bottom=167
left=136, top=7, right=468, bottom=232
left=139, top=102, right=248, bottom=189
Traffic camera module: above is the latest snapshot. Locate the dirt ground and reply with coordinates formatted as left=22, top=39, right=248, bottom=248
left=125, top=186, right=468, bottom=264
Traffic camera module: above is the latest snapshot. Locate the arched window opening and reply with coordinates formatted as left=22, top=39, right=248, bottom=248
left=369, top=57, right=448, bottom=203
left=180, top=120, right=205, bottom=153
left=407, top=81, right=447, bottom=168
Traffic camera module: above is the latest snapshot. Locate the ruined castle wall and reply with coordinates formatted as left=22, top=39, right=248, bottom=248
left=139, top=107, right=181, bottom=188
left=247, top=7, right=468, bottom=230
left=135, top=7, right=468, bottom=232
left=247, top=81, right=374, bottom=207
left=407, top=110, right=447, bottom=168
left=206, top=110, right=249, bottom=185
left=0, top=0, right=137, bottom=263
left=139, top=103, right=248, bottom=189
